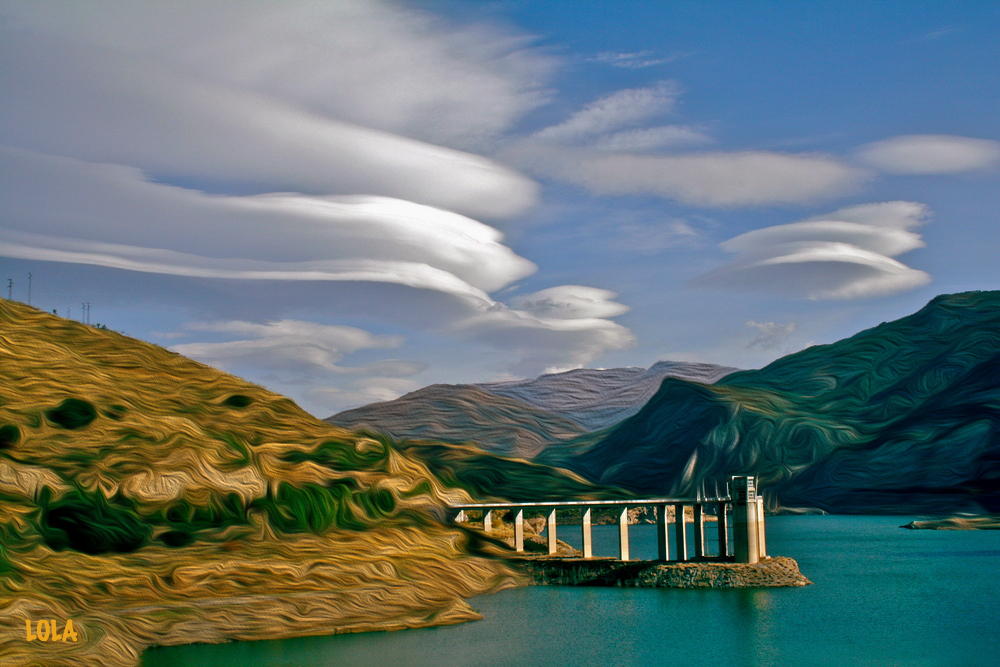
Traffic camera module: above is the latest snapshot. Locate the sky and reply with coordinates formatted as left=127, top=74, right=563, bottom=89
left=1, top=0, right=998, bottom=417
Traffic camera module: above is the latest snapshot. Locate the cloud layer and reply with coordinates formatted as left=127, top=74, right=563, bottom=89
left=693, top=202, right=932, bottom=299
left=534, top=82, right=681, bottom=142
left=0, top=1, right=638, bottom=407
left=0, top=34, right=537, bottom=220
left=858, top=135, right=1000, bottom=174
left=509, top=146, right=866, bottom=207
left=2, top=0, right=556, bottom=152
left=172, top=320, right=406, bottom=376
left=506, top=82, right=867, bottom=207
left=0, top=148, right=535, bottom=299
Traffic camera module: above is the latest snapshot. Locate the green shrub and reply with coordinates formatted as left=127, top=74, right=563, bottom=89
left=39, top=488, right=149, bottom=555
left=252, top=481, right=376, bottom=533
left=158, top=493, right=247, bottom=532
left=102, top=404, right=128, bottom=420
left=355, top=487, right=396, bottom=519
left=0, top=425, right=19, bottom=449
left=223, top=394, right=253, bottom=408
left=159, top=530, right=195, bottom=547
left=45, top=399, right=97, bottom=429
left=280, top=436, right=388, bottom=472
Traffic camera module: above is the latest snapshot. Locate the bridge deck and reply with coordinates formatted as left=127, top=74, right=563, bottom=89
left=448, top=497, right=731, bottom=509
left=446, top=478, right=765, bottom=565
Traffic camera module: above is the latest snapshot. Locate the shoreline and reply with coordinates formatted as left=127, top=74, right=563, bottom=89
left=507, top=555, right=812, bottom=588
left=902, top=515, right=1000, bottom=530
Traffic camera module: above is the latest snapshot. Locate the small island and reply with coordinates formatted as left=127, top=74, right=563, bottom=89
left=903, top=515, right=1000, bottom=530
left=511, top=553, right=811, bottom=588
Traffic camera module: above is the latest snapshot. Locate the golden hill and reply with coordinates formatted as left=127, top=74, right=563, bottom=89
left=0, top=300, right=516, bottom=667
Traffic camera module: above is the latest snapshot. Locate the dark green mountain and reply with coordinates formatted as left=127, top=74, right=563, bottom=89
left=538, top=291, right=1000, bottom=514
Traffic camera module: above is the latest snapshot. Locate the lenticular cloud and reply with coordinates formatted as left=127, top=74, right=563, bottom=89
left=691, top=202, right=932, bottom=299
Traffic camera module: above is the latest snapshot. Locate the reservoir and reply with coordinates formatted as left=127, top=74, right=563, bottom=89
left=142, top=516, right=1000, bottom=666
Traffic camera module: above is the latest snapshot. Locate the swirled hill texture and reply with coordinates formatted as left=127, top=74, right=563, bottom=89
left=0, top=301, right=519, bottom=667
left=538, top=292, right=1000, bottom=514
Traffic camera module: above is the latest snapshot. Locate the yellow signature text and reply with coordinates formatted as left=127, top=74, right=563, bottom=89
left=25, top=619, right=79, bottom=642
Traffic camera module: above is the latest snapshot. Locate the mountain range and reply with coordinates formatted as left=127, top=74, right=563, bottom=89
left=327, top=361, right=737, bottom=457
left=539, top=291, right=1000, bottom=514
left=331, top=291, right=1000, bottom=515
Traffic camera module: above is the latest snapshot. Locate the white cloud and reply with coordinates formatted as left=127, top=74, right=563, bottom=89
left=592, top=125, right=712, bottom=152
left=613, top=219, right=703, bottom=253
left=506, top=144, right=866, bottom=207
left=720, top=220, right=924, bottom=258
left=858, top=135, right=1000, bottom=174
left=692, top=201, right=931, bottom=299
left=307, top=378, right=423, bottom=414
left=454, top=288, right=635, bottom=373
left=510, top=286, right=631, bottom=320
left=172, top=320, right=404, bottom=376
left=0, top=31, right=538, bottom=219
left=589, top=51, right=674, bottom=68
left=171, top=319, right=426, bottom=414
left=0, top=148, right=535, bottom=298
left=534, top=82, right=681, bottom=143
left=801, top=201, right=930, bottom=229
left=1, top=0, right=556, bottom=152
left=0, top=146, right=635, bottom=381
left=746, top=321, right=797, bottom=350
left=511, top=81, right=865, bottom=207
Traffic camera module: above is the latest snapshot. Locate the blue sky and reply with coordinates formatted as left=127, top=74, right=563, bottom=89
left=1, top=1, right=998, bottom=416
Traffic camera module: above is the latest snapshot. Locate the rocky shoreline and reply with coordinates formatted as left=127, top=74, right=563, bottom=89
left=902, top=515, right=1000, bottom=530
left=509, top=555, right=811, bottom=588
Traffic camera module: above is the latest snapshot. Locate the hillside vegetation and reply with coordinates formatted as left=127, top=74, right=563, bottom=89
left=0, top=301, right=519, bottom=667
left=539, top=291, right=1000, bottom=514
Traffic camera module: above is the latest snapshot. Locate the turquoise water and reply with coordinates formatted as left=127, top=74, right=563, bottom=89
left=142, top=517, right=1000, bottom=666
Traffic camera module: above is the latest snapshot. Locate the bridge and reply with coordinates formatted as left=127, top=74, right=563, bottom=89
left=450, top=476, right=766, bottom=564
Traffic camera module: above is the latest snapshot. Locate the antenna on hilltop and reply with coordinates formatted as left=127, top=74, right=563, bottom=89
left=6, top=278, right=12, bottom=301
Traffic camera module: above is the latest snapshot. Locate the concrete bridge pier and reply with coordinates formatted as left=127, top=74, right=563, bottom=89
left=757, top=497, right=767, bottom=558
left=582, top=507, right=593, bottom=558
left=693, top=504, right=706, bottom=558
left=618, top=507, right=630, bottom=560
left=717, top=501, right=729, bottom=557
left=483, top=509, right=492, bottom=533
left=514, top=509, right=524, bottom=552
left=732, top=476, right=760, bottom=564
left=656, top=503, right=670, bottom=561
left=674, top=503, right=688, bottom=561
left=547, top=508, right=558, bottom=554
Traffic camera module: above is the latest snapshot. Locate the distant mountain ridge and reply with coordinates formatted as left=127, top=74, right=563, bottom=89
left=326, top=361, right=738, bottom=456
left=476, top=361, right=738, bottom=431
left=327, top=384, right=588, bottom=459
left=538, top=291, right=1000, bottom=514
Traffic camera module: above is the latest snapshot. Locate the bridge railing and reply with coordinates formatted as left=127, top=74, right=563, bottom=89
left=447, top=476, right=765, bottom=564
